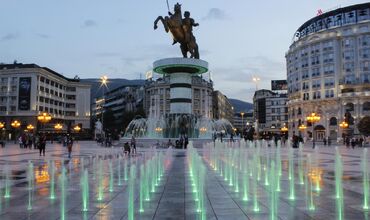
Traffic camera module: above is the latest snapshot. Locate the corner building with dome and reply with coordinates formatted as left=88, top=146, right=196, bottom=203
left=286, top=3, right=370, bottom=141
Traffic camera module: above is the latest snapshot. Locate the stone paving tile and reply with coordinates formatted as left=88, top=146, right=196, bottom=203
left=1, top=142, right=370, bottom=219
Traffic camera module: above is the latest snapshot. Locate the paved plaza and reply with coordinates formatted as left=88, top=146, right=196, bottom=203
left=0, top=140, right=369, bottom=220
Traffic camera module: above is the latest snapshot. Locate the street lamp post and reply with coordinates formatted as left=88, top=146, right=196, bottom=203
left=100, top=75, right=108, bottom=136
left=339, top=121, right=349, bottom=143
left=306, top=112, right=321, bottom=149
left=298, top=123, right=307, bottom=135
left=11, top=120, right=21, bottom=143
left=252, top=76, right=261, bottom=90
left=37, top=112, right=52, bottom=133
left=240, top=112, right=245, bottom=132
left=26, top=124, right=34, bottom=132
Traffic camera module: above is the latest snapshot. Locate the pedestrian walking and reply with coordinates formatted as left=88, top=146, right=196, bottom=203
left=123, top=142, right=131, bottom=155
left=28, top=135, right=33, bottom=149
left=39, top=133, right=46, bottom=156
left=66, top=134, right=73, bottom=158
left=351, top=138, right=356, bottom=149
left=18, top=135, right=23, bottom=148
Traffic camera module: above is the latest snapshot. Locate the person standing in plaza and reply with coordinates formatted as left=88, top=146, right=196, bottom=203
left=184, top=134, right=189, bottom=149
left=130, top=136, right=136, bottom=154
left=28, top=134, right=33, bottom=149
left=66, top=134, right=73, bottom=158
left=39, top=133, right=46, bottom=156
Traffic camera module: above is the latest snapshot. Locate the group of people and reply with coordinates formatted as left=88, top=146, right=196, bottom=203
left=17, top=133, right=74, bottom=158
left=18, top=133, right=47, bottom=155
left=344, top=137, right=365, bottom=149
left=174, top=135, right=189, bottom=149
left=123, top=136, right=136, bottom=155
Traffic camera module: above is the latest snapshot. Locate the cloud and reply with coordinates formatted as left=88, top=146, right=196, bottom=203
left=1, top=33, right=19, bottom=41
left=210, top=56, right=285, bottom=102
left=36, top=33, right=51, bottom=39
left=81, top=19, right=97, bottom=28
left=202, top=8, right=227, bottom=21
left=96, top=52, right=121, bottom=57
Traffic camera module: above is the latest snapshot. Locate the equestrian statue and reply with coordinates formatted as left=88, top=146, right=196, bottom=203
left=154, top=3, right=200, bottom=59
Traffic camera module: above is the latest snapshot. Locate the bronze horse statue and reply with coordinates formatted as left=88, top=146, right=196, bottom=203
left=154, top=3, right=200, bottom=59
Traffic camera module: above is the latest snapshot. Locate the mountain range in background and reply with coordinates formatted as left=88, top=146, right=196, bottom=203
left=82, top=78, right=254, bottom=111
left=81, top=78, right=145, bottom=102
left=229, top=99, right=253, bottom=113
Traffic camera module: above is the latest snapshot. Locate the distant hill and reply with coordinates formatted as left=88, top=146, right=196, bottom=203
left=81, top=78, right=145, bottom=102
left=229, top=99, right=253, bottom=113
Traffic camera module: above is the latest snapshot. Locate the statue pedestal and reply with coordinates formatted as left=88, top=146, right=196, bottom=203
left=153, top=58, right=208, bottom=114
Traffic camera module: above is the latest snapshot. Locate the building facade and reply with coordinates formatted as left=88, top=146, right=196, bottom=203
left=212, top=90, right=234, bottom=123
left=0, top=63, right=91, bottom=137
left=286, top=3, right=370, bottom=141
left=253, top=89, right=288, bottom=134
left=92, top=85, right=144, bottom=128
left=144, top=75, right=213, bottom=118
left=233, top=111, right=254, bottom=131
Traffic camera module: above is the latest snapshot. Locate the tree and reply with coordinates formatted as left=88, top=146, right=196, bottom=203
left=358, top=116, right=370, bottom=137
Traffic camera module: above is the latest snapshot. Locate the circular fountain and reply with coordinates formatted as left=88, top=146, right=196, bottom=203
left=124, top=58, right=235, bottom=139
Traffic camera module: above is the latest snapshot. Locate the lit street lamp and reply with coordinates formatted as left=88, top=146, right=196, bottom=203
left=100, top=75, right=108, bottom=135
left=252, top=76, right=261, bottom=90
left=298, top=123, right=307, bottom=139
left=240, top=112, right=245, bottom=130
left=11, top=120, right=21, bottom=143
left=73, top=125, right=81, bottom=133
left=26, top=124, right=34, bottom=131
left=37, top=112, right=52, bottom=133
left=306, top=112, right=320, bottom=149
left=0, top=122, right=4, bottom=129
left=54, top=123, right=63, bottom=131
left=339, top=121, right=349, bottom=129
left=280, top=125, right=288, bottom=132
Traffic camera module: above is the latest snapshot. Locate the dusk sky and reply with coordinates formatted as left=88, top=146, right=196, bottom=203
left=0, top=0, right=368, bottom=102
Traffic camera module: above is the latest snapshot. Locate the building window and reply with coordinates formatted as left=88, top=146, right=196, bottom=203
left=343, top=50, right=354, bottom=60
left=324, top=78, right=335, bottom=87
left=325, top=89, right=334, bottom=98
left=344, top=74, right=356, bottom=84
left=363, top=102, right=370, bottom=111
left=323, top=53, right=334, bottom=63
left=312, top=91, right=321, bottom=99
left=343, top=62, right=355, bottom=73
left=303, top=93, right=310, bottom=100
left=311, top=67, right=321, bottom=77
left=343, top=38, right=354, bottom=48
left=302, top=82, right=310, bottom=90
left=312, top=79, right=321, bottom=89
left=311, top=55, right=320, bottom=65
left=329, top=117, right=337, bottom=126
left=360, top=48, right=370, bottom=59
left=361, top=73, right=370, bottom=83
left=345, top=103, right=354, bottom=112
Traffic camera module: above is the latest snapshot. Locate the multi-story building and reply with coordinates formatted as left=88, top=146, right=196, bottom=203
left=212, top=90, right=234, bottom=123
left=253, top=89, right=288, bottom=134
left=233, top=111, right=254, bottom=131
left=144, top=75, right=213, bottom=118
left=286, top=3, right=370, bottom=141
left=92, top=84, right=144, bottom=129
left=0, top=63, right=91, bottom=137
